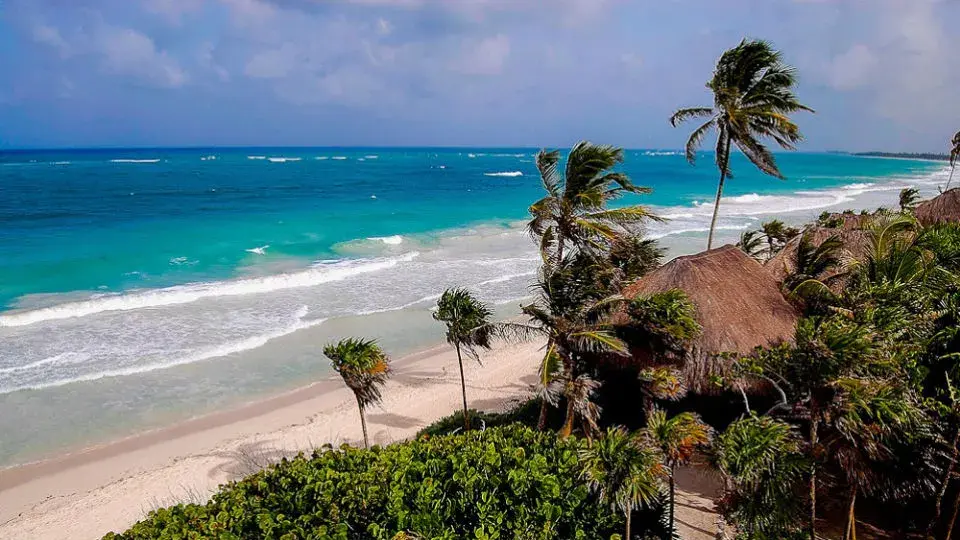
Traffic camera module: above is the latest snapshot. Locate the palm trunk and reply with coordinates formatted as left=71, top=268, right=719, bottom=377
left=356, top=396, right=369, bottom=449
left=537, top=398, right=549, bottom=431
left=669, top=467, right=676, bottom=538
left=947, top=487, right=960, bottom=540
left=844, top=486, right=857, bottom=540
left=559, top=398, right=576, bottom=438
left=455, top=343, right=470, bottom=431
left=707, top=137, right=732, bottom=250
left=929, top=424, right=960, bottom=538
left=809, top=410, right=818, bottom=540
left=625, top=502, right=632, bottom=540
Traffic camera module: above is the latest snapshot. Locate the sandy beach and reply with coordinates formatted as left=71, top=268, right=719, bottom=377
left=0, top=340, right=550, bottom=539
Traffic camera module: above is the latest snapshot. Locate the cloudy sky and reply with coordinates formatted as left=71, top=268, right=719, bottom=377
left=1, top=0, right=957, bottom=151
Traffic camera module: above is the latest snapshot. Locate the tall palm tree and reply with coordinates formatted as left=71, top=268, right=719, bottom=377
left=580, top=427, right=667, bottom=540
left=671, top=39, right=813, bottom=250
left=947, top=130, right=960, bottom=191
left=433, top=288, right=493, bottom=431
left=528, top=141, right=658, bottom=263
left=738, top=229, right=766, bottom=260
left=644, top=409, right=712, bottom=537
left=323, top=338, right=391, bottom=449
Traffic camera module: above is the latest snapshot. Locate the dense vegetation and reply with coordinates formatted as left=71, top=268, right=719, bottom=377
left=104, top=425, right=673, bottom=540
left=108, top=38, right=960, bottom=539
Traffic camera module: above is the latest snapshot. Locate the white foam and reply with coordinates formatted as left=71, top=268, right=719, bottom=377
left=315, top=156, right=329, bottom=160
left=0, top=352, right=91, bottom=375
left=0, top=253, right=420, bottom=328
left=50, top=161, right=71, bottom=165
left=267, top=157, right=301, bottom=163
left=247, top=156, right=267, bottom=160
left=169, top=256, right=198, bottom=266
left=484, top=171, right=523, bottom=177
left=643, top=151, right=681, bottom=157
left=364, top=155, right=379, bottom=159
left=110, top=159, right=160, bottom=164
left=476, top=271, right=536, bottom=286
left=0, top=309, right=326, bottom=394
left=648, top=224, right=750, bottom=240
left=201, top=155, right=217, bottom=161
left=332, top=156, right=347, bottom=160
left=369, top=235, right=403, bottom=245
left=246, top=245, right=269, bottom=255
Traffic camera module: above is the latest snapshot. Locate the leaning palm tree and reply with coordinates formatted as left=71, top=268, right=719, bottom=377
left=899, top=187, right=920, bottom=213
left=671, top=39, right=813, bottom=249
left=947, top=130, right=960, bottom=191
left=580, top=427, right=667, bottom=540
left=433, top=288, right=493, bottom=431
left=528, top=141, right=658, bottom=263
left=738, top=229, right=766, bottom=260
left=645, top=409, right=712, bottom=538
left=323, top=338, right=391, bottom=449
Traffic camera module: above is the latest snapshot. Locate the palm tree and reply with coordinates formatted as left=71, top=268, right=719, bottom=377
left=899, top=187, right=920, bottom=213
left=323, top=338, right=391, bottom=449
left=738, top=229, right=766, bottom=260
left=645, top=409, right=712, bottom=537
left=534, top=346, right=563, bottom=431
left=528, top=141, right=658, bottom=263
left=946, top=130, right=960, bottom=191
left=580, top=427, right=667, bottom=540
left=671, top=39, right=813, bottom=249
left=433, top=288, right=493, bottom=431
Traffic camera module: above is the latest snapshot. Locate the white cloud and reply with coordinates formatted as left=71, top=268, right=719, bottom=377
left=244, top=43, right=300, bottom=79
left=31, top=24, right=72, bottom=57
left=456, top=34, right=510, bottom=75
left=198, top=42, right=231, bottom=81
left=97, top=27, right=188, bottom=88
left=827, top=44, right=876, bottom=90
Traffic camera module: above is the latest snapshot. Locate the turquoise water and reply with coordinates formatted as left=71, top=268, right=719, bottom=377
left=0, top=147, right=948, bottom=465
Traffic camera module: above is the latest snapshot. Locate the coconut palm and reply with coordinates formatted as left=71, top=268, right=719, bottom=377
left=645, top=409, right=712, bottom=537
left=433, top=288, right=494, bottom=431
left=761, top=219, right=799, bottom=259
left=947, top=130, right=960, bottom=190
left=670, top=39, right=813, bottom=250
left=738, top=229, right=766, bottom=260
left=534, top=346, right=563, bottom=431
left=323, top=338, right=391, bottom=449
left=899, top=187, right=920, bottom=213
left=580, top=426, right=667, bottom=540
left=528, top=141, right=658, bottom=263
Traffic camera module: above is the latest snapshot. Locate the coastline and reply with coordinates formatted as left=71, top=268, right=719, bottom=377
left=0, top=339, right=545, bottom=539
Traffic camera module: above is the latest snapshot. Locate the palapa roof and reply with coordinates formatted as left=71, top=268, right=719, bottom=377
left=765, top=226, right=871, bottom=288
left=623, top=245, right=799, bottom=394
left=914, top=188, right=960, bottom=226
left=819, top=212, right=874, bottom=231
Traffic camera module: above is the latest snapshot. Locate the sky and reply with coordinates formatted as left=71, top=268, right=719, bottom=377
left=0, top=0, right=958, bottom=151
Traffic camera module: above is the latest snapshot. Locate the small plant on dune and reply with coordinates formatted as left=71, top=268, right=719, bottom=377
left=671, top=39, right=813, bottom=250
left=433, top=287, right=493, bottom=431
left=323, top=338, right=391, bottom=449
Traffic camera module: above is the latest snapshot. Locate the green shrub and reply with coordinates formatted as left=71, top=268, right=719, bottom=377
left=105, top=425, right=668, bottom=539
left=415, top=399, right=541, bottom=437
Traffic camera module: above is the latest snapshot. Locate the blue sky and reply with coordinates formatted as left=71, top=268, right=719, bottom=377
left=1, top=0, right=957, bottom=151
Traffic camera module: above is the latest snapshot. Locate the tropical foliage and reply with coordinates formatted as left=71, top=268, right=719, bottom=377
left=671, top=39, right=812, bottom=249
left=324, top=338, right=391, bottom=449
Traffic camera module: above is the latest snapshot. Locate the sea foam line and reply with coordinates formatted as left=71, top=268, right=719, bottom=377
left=484, top=171, right=523, bottom=177
left=0, top=309, right=326, bottom=394
left=0, top=253, right=419, bottom=328
left=110, top=159, right=161, bottom=164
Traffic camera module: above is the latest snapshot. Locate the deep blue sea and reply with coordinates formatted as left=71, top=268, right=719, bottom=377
left=0, top=147, right=949, bottom=465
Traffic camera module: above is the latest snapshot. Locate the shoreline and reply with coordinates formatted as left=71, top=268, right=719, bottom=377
left=0, top=339, right=545, bottom=539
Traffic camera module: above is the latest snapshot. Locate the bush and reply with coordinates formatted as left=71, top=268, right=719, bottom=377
left=415, top=399, right=541, bottom=437
left=105, top=425, right=669, bottom=539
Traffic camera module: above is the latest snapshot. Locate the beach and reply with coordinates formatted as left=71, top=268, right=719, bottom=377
left=0, top=340, right=548, bottom=539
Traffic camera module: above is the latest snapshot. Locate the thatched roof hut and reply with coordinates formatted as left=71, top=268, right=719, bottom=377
left=819, top=212, right=874, bottom=231
left=765, top=226, right=871, bottom=288
left=623, top=245, right=800, bottom=394
left=915, top=188, right=960, bottom=226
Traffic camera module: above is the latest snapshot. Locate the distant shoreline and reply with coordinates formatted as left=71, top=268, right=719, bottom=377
left=846, top=151, right=949, bottom=162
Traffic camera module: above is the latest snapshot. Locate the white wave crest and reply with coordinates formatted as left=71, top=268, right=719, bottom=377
left=110, top=159, right=160, bottom=164
left=476, top=271, right=536, bottom=286
left=484, top=171, right=523, bottom=177
left=267, top=157, right=301, bottom=163
left=50, top=161, right=71, bottom=165
left=368, top=235, right=403, bottom=245
left=0, top=352, right=92, bottom=375
left=315, top=156, right=329, bottom=160
left=0, top=253, right=420, bottom=328
left=247, top=156, right=267, bottom=160
left=201, top=155, right=217, bottom=161
left=648, top=224, right=750, bottom=240
left=365, top=155, right=379, bottom=159
left=332, top=156, right=347, bottom=160
left=246, top=245, right=269, bottom=255
left=0, top=309, right=326, bottom=394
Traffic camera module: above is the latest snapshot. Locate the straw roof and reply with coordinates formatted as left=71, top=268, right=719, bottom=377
left=765, top=226, right=871, bottom=289
left=818, top=212, right=874, bottom=230
left=914, top=188, right=960, bottom=226
left=623, top=245, right=800, bottom=395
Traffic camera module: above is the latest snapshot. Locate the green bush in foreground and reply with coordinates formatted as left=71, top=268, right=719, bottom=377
left=105, top=425, right=670, bottom=539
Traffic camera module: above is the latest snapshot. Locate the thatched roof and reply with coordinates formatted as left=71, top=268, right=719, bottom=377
left=819, top=212, right=874, bottom=230
left=915, top=188, right=960, bottom=226
left=623, top=245, right=800, bottom=395
left=765, top=226, right=871, bottom=288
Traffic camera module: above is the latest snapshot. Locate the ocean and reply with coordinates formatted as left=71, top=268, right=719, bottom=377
left=0, top=147, right=950, bottom=466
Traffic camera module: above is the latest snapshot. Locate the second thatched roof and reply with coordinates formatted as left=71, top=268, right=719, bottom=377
left=765, top=226, right=871, bottom=289
left=623, top=245, right=800, bottom=394
left=915, top=188, right=960, bottom=226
